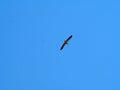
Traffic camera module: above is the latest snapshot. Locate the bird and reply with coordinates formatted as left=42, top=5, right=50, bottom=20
left=60, top=35, right=73, bottom=50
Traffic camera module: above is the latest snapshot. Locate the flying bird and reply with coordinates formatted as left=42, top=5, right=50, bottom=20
left=60, top=35, right=73, bottom=50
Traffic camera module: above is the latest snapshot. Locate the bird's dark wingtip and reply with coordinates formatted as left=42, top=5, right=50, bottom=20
left=60, top=48, right=63, bottom=50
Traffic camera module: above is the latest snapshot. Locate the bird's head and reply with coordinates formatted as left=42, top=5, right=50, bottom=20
left=64, top=40, right=68, bottom=44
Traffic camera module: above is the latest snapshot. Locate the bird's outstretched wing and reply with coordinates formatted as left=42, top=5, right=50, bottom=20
left=66, top=35, right=72, bottom=42
left=60, top=43, right=66, bottom=50
left=60, top=35, right=72, bottom=50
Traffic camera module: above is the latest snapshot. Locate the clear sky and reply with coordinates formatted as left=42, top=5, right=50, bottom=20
left=0, top=0, right=120, bottom=90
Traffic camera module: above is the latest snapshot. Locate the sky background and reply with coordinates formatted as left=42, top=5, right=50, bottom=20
left=0, top=0, right=120, bottom=90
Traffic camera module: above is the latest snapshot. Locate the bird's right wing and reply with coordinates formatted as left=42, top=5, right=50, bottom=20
left=66, top=35, right=72, bottom=42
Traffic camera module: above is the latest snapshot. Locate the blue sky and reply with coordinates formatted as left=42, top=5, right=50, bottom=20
left=0, top=0, right=120, bottom=90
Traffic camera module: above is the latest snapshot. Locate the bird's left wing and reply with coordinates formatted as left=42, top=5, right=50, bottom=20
left=60, top=43, right=66, bottom=50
